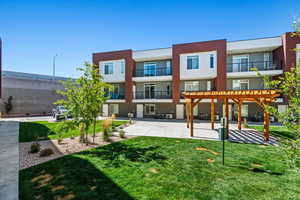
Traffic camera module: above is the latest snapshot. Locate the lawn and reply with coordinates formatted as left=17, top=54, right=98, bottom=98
left=19, top=120, right=128, bottom=142
left=249, top=125, right=296, bottom=140
left=20, top=137, right=300, bottom=200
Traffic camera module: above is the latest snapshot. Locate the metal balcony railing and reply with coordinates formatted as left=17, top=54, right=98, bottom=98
left=227, top=61, right=282, bottom=73
left=134, top=67, right=172, bottom=77
left=135, top=91, right=172, bottom=99
left=104, top=92, right=125, bottom=99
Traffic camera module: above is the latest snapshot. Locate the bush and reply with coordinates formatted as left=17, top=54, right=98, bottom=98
left=29, top=142, right=40, bottom=153
left=243, top=118, right=249, bottom=128
left=103, top=129, right=110, bottom=142
left=39, top=148, right=54, bottom=157
left=119, top=130, right=125, bottom=138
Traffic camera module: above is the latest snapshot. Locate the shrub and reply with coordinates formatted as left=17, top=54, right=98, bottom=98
left=243, top=118, right=249, bottom=128
left=4, top=96, right=13, bottom=114
left=102, top=119, right=111, bottom=142
left=29, top=142, right=40, bottom=153
left=39, top=148, right=54, bottom=157
left=119, top=130, right=125, bottom=138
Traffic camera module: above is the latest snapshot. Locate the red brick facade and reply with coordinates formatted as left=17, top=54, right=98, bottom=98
left=92, top=49, right=134, bottom=103
left=282, top=32, right=300, bottom=71
left=172, top=40, right=227, bottom=103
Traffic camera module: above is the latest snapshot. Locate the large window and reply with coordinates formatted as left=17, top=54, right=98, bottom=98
left=120, top=60, right=125, bottom=74
left=109, top=104, right=119, bottom=115
left=210, top=54, right=215, bottom=68
left=145, top=104, right=155, bottom=115
left=234, top=104, right=248, bottom=118
left=187, top=56, right=199, bottom=69
left=144, top=62, right=156, bottom=76
left=104, top=63, right=113, bottom=75
left=232, top=55, right=249, bottom=72
left=232, top=80, right=249, bottom=90
left=185, top=81, right=199, bottom=91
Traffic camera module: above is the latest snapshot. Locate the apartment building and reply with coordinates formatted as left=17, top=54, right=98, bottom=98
left=93, top=32, right=300, bottom=121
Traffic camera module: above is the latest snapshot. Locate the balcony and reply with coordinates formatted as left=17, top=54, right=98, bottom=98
left=104, top=92, right=125, bottom=100
left=135, top=91, right=172, bottom=99
left=134, top=67, right=172, bottom=77
left=227, top=61, right=283, bottom=78
left=227, top=61, right=281, bottom=72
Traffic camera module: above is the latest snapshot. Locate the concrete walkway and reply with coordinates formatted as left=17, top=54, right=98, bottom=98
left=0, top=121, right=19, bottom=200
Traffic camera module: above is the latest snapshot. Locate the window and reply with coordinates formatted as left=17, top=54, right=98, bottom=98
left=241, top=105, right=248, bottom=117
left=234, top=104, right=248, bottom=118
left=210, top=54, right=215, bottom=68
left=109, top=104, right=119, bottom=115
left=166, top=60, right=171, bottom=75
left=232, top=80, right=249, bottom=90
left=145, top=104, right=155, bottom=115
left=232, top=55, right=249, bottom=72
left=120, top=60, right=125, bottom=74
left=264, top=53, right=270, bottom=69
left=187, top=56, right=199, bottom=69
left=185, top=81, right=199, bottom=91
left=207, top=81, right=211, bottom=91
left=144, top=62, right=156, bottom=76
left=104, top=63, right=113, bottom=74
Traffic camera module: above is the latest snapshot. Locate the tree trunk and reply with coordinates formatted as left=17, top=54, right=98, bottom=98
left=93, top=117, right=96, bottom=143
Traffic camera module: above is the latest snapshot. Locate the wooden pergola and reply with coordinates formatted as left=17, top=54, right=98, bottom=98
left=183, top=89, right=281, bottom=141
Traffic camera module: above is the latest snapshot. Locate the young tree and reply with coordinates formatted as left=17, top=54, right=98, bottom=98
left=55, top=62, right=111, bottom=144
left=254, top=21, right=300, bottom=169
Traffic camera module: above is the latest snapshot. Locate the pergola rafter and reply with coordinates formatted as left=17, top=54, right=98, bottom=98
left=183, top=89, right=281, bottom=141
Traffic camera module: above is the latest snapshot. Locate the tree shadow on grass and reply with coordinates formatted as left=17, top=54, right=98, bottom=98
left=270, top=130, right=297, bottom=140
left=19, top=122, right=53, bottom=142
left=78, top=142, right=168, bottom=167
left=20, top=155, right=134, bottom=200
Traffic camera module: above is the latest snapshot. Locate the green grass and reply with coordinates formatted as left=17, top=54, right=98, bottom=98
left=20, top=137, right=300, bottom=200
left=249, top=125, right=296, bottom=140
left=19, top=120, right=128, bottom=142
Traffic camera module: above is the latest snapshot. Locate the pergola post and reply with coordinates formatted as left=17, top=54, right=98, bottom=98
left=186, top=102, right=189, bottom=128
left=211, top=98, right=214, bottom=130
left=263, top=107, right=270, bottom=141
left=190, top=99, right=194, bottom=137
left=238, top=101, right=242, bottom=130
left=225, top=98, right=229, bottom=131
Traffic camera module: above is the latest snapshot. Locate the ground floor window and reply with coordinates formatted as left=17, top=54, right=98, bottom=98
left=109, top=104, right=119, bottom=115
left=232, top=79, right=249, bottom=90
left=193, top=104, right=198, bottom=116
left=185, top=81, right=199, bottom=91
left=233, top=104, right=248, bottom=118
left=145, top=104, right=155, bottom=115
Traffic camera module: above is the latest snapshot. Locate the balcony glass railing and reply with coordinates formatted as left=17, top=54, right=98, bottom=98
left=135, top=91, right=172, bottom=99
left=105, top=92, right=125, bottom=99
left=135, top=67, right=172, bottom=77
left=227, top=61, right=282, bottom=73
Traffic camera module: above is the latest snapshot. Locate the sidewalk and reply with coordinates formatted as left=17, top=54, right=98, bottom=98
left=0, top=121, right=19, bottom=200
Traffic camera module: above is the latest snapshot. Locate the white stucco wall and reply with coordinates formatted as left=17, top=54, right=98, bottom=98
left=99, top=59, right=125, bottom=83
left=179, top=51, right=217, bottom=80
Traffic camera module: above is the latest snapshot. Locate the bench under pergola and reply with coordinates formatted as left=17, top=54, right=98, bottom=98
left=183, top=89, right=281, bottom=141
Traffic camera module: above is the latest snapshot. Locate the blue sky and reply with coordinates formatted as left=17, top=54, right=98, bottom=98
left=1, top=0, right=299, bottom=78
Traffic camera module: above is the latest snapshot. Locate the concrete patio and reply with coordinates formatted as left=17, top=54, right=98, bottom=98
left=124, top=119, right=277, bottom=145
